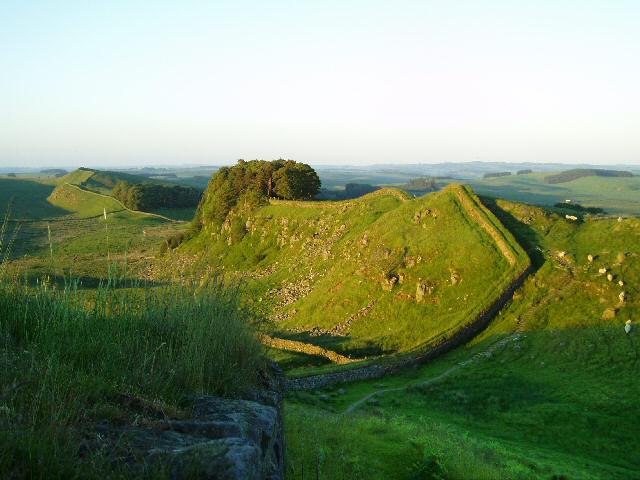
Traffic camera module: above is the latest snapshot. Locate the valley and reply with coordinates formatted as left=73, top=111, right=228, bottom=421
left=1, top=162, right=638, bottom=479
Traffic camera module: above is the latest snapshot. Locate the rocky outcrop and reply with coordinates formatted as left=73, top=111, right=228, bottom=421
left=287, top=265, right=533, bottom=391
left=95, top=363, right=285, bottom=479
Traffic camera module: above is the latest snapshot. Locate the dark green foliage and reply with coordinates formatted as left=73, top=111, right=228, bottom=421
left=545, top=168, right=633, bottom=184
left=272, top=162, right=321, bottom=200
left=401, top=177, right=438, bottom=192
left=316, top=183, right=380, bottom=200
left=112, top=181, right=201, bottom=211
left=6, top=173, right=16, bottom=178
left=483, top=171, right=512, bottom=179
left=195, top=159, right=321, bottom=229
left=516, top=169, right=532, bottom=175
left=409, top=452, right=447, bottom=480
left=553, top=202, right=604, bottom=214
left=40, top=169, right=68, bottom=175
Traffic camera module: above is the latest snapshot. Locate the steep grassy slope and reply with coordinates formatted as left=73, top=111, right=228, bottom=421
left=184, top=185, right=528, bottom=361
left=0, top=178, right=69, bottom=219
left=286, top=201, right=640, bottom=479
left=47, top=183, right=126, bottom=218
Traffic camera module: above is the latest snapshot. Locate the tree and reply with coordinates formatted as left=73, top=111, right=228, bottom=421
left=273, top=162, right=320, bottom=200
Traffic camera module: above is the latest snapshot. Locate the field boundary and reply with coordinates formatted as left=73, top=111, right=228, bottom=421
left=286, top=264, right=532, bottom=390
left=277, top=186, right=531, bottom=389
left=260, top=334, right=359, bottom=365
left=60, top=183, right=184, bottom=223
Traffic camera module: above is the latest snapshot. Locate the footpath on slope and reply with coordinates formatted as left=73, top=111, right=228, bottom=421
left=61, top=183, right=185, bottom=223
left=343, top=247, right=586, bottom=413
left=344, top=331, right=526, bottom=413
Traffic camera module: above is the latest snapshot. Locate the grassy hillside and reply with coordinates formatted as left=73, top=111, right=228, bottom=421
left=0, top=175, right=187, bottom=280
left=545, top=168, right=633, bottom=184
left=47, top=183, right=126, bottom=218
left=183, top=184, right=528, bottom=362
left=0, top=276, right=263, bottom=478
left=286, top=201, right=640, bottom=479
left=57, top=168, right=150, bottom=194
left=467, top=171, right=640, bottom=215
left=0, top=178, right=69, bottom=219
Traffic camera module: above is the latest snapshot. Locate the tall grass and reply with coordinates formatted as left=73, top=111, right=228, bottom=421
left=0, top=213, right=264, bottom=478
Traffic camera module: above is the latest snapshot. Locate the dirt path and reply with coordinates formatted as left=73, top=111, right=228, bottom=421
left=344, top=332, right=525, bottom=413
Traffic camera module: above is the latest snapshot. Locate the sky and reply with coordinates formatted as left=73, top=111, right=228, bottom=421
left=1, top=0, right=639, bottom=168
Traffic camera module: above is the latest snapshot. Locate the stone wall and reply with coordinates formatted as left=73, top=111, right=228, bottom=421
left=96, top=363, right=285, bottom=480
left=287, top=265, right=533, bottom=391
left=260, top=333, right=357, bottom=365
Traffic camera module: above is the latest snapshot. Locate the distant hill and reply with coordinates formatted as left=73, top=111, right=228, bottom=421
left=59, top=167, right=152, bottom=194
left=40, top=168, right=68, bottom=176
left=57, top=168, right=202, bottom=214
left=545, top=168, right=633, bottom=184
left=483, top=171, right=512, bottom=179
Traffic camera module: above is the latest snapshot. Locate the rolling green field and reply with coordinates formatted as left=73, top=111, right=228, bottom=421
left=286, top=200, right=640, bottom=479
left=0, top=174, right=188, bottom=280
left=467, top=172, right=640, bottom=215
left=3, top=164, right=639, bottom=478
left=183, top=184, right=528, bottom=360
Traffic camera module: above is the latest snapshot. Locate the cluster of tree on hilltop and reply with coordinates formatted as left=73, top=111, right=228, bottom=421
left=553, top=202, right=604, bottom=215
left=545, top=168, right=633, bottom=184
left=194, top=159, right=320, bottom=229
left=112, top=181, right=201, bottom=211
left=401, top=177, right=438, bottom=192
left=483, top=171, right=512, bottom=179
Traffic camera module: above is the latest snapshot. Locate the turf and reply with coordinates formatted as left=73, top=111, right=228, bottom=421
left=182, top=185, right=528, bottom=360
left=467, top=172, right=640, bottom=215
left=285, top=200, right=640, bottom=479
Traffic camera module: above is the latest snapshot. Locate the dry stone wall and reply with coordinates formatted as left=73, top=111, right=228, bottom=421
left=287, top=265, right=533, bottom=391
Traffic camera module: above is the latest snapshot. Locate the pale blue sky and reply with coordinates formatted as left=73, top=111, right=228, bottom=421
left=1, top=0, right=638, bottom=167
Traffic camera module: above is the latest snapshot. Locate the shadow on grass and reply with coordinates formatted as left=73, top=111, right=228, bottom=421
left=480, top=196, right=546, bottom=269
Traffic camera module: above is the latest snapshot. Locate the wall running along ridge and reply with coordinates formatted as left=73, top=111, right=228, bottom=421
left=286, top=187, right=531, bottom=390
left=286, top=264, right=532, bottom=391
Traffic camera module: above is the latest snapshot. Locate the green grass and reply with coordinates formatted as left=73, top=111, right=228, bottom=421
left=286, top=200, right=640, bottom=479
left=0, top=274, right=263, bottom=478
left=0, top=178, right=69, bottom=219
left=47, top=183, right=126, bottom=218
left=467, top=172, right=640, bottom=215
left=182, top=185, right=527, bottom=363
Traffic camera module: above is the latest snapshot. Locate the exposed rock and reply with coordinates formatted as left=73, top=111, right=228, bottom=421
left=450, top=271, right=461, bottom=285
left=619, top=292, right=627, bottom=303
left=603, top=308, right=618, bottom=320
left=607, top=273, right=614, bottom=282
left=416, top=279, right=433, bottom=303
left=598, top=267, right=608, bottom=274
left=381, top=274, right=398, bottom=291
left=92, top=364, right=285, bottom=480
left=587, top=254, right=594, bottom=263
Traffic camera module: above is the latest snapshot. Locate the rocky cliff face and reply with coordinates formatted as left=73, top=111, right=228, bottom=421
left=95, top=363, right=285, bottom=479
